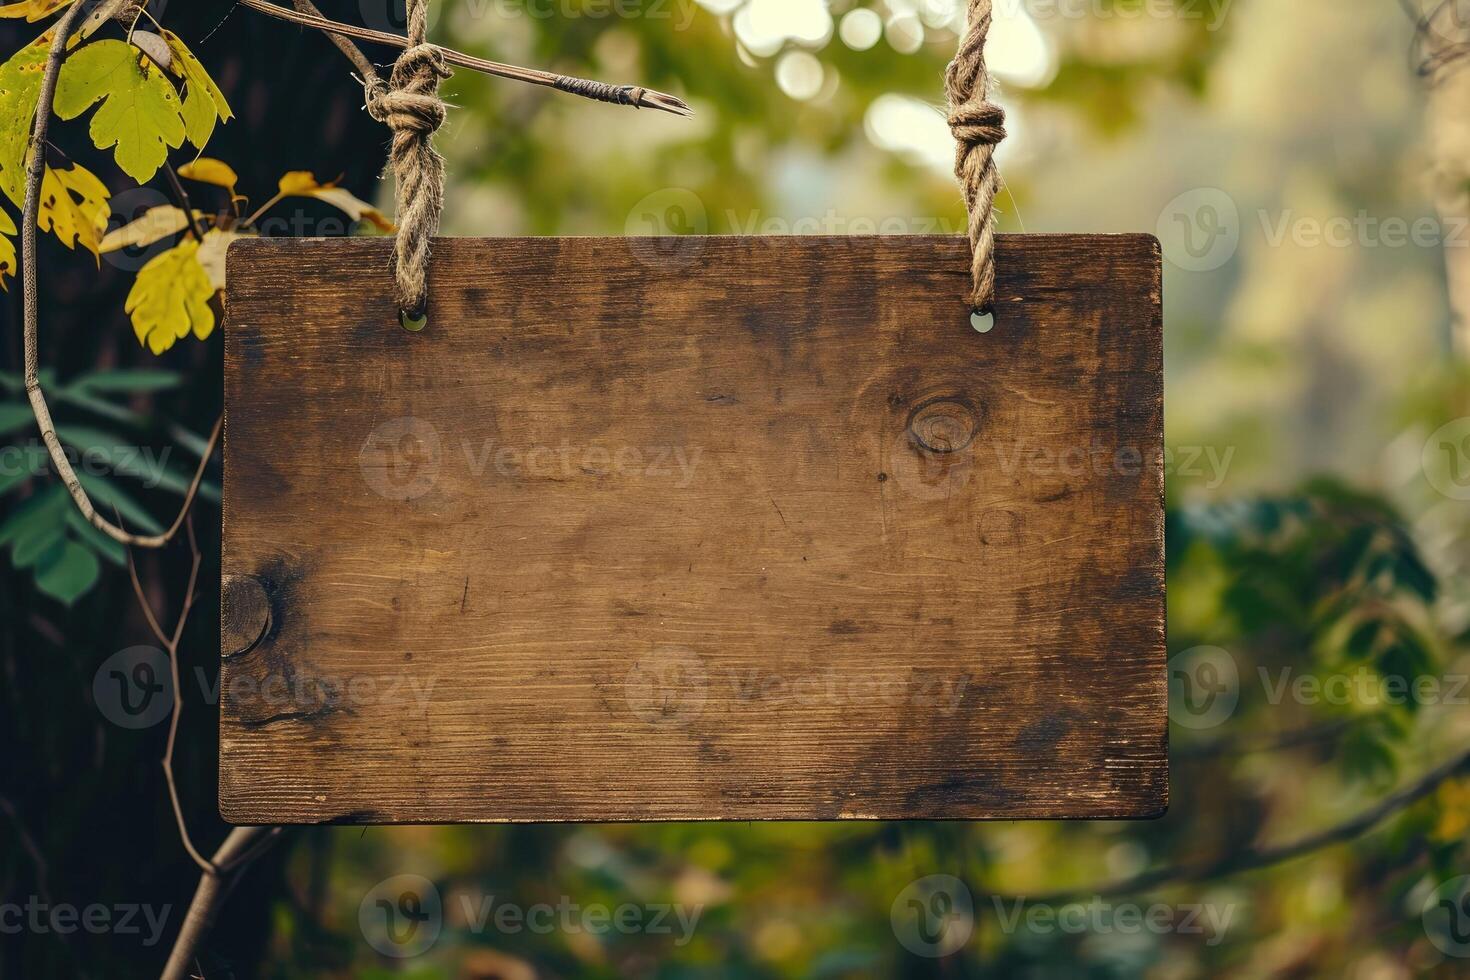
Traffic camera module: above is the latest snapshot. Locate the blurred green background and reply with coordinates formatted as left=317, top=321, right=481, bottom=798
left=3, top=0, right=1470, bottom=976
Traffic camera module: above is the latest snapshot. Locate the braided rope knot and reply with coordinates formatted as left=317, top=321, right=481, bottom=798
left=364, top=28, right=452, bottom=321
left=944, top=1, right=1006, bottom=313
left=946, top=100, right=1006, bottom=149
left=366, top=45, right=451, bottom=133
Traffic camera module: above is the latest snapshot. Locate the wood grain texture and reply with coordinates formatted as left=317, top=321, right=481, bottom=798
left=220, top=234, right=1166, bottom=824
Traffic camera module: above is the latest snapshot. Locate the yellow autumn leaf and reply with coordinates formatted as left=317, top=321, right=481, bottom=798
left=177, top=157, right=238, bottom=192
left=0, top=33, right=49, bottom=207
left=37, top=161, right=108, bottom=259
left=161, top=30, right=231, bottom=150
left=277, top=171, right=395, bottom=233
left=0, top=205, right=16, bottom=288
left=125, top=238, right=215, bottom=355
left=0, top=0, right=72, bottom=22
left=99, top=205, right=198, bottom=253
left=0, top=14, right=120, bottom=207
left=195, top=227, right=253, bottom=291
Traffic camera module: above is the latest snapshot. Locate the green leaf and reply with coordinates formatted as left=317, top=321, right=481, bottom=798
left=56, top=423, right=196, bottom=495
left=0, top=453, right=42, bottom=496
left=71, top=368, right=182, bottom=393
left=74, top=471, right=163, bottom=535
left=11, top=515, right=63, bottom=567
left=162, top=30, right=231, bottom=150
left=65, top=506, right=125, bottom=566
left=54, top=39, right=186, bottom=185
left=0, top=482, right=65, bottom=547
left=0, top=400, right=33, bottom=437
left=34, top=539, right=99, bottom=605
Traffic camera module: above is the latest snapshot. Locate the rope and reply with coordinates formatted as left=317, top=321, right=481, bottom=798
left=945, top=0, right=1007, bottom=313
left=365, top=0, right=451, bottom=321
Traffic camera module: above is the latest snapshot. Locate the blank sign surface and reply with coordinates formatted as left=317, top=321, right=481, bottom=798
left=220, top=234, right=1165, bottom=823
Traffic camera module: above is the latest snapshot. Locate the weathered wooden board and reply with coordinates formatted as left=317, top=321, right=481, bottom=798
left=220, top=234, right=1165, bottom=824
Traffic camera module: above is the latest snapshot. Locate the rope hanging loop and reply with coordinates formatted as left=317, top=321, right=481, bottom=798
left=365, top=0, right=452, bottom=328
left=945, top=0, right=1007, bottom=314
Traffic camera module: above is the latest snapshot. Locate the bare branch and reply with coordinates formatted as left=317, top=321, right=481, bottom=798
left=291, top=0, right=381, bottom=88
left=237, top=0, right=694, bottom=116
left=160, top=826, right=279, bottom=980
left=977, top=746, right=1470, bottom=903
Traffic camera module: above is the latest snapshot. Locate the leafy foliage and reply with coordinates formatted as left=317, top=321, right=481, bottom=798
left=53, top=38, right=186, bottom=184
left=0, top=368, right=216, bottom=603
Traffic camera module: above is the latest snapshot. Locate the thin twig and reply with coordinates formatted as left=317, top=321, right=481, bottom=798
left=126, top=517, right=213, bottom=875
left=977, top=745, right=1470, bottom=903
left=162, top=163, right=206, bottom=243
left=237, top=0, right=693, bottom=116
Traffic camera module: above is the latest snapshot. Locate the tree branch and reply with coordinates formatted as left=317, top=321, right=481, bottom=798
left=237, top=0, right=693, bottom=116
left=160, top=825, right=279, bottom=980
left=978, top=746, right=1470, bottom=903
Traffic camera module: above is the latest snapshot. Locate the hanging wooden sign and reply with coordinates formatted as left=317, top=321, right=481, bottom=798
left=219, top=233, right=1165, bottom=824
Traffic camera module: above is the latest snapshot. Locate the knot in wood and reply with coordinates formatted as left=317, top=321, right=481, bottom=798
left=221, top=574, right=272, bottom=659
left=907, top=396, right=981, bottom=455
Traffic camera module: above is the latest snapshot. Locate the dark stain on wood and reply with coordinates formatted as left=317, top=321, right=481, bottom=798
left=220, top=234, right=1165, bottom=824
